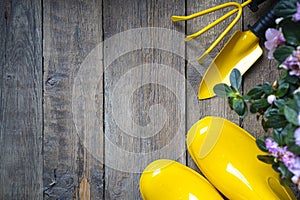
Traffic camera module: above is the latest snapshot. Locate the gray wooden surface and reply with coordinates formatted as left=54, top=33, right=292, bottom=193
left=0, top=1, right=43, bottom=199
left=1, top=0, right=297, bottom=199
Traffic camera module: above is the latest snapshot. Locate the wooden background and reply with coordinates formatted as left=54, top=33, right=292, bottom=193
left=1, top=0, right=296, bottom=199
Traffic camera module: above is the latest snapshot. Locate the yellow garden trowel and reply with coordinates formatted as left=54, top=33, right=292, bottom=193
left=171, top=0, right=268, bottom=62
left=198, top=6, right=276, bottom=100
left=171, top=0, right=272, bottom=99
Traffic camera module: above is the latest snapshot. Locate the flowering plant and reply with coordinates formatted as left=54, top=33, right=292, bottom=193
left=214, top=0, right=300, bottom=188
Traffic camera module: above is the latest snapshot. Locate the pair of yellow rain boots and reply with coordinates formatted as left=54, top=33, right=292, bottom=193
left=139, top=116, right=297, bottom=199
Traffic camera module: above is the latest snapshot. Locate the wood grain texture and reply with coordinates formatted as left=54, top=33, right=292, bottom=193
left=186, top=0, right=241, bottom=171
left=1, top=0, right=299, bottom=199
left=103, top=0, right=185, bottom=199
left=0, top=0, right=43, bottom=199
left=43, top=0, right=103, bottom=199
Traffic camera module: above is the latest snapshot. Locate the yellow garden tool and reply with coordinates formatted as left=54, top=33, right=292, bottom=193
left=186, top=116, right=296, bottom=199
left=198, top=5, right=276, bottom=99
left=172, top=0, right=253, bottom=62
left=139, top=159, right=223, bottom=200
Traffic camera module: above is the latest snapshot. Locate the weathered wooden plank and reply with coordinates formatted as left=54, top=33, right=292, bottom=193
left=103, top=0, right=186, bottom=199
left=0, top=0, right=43, bottom=199
left=43, top=0, right=104, bottom=199
left=186, top=0, right=242, bottom=170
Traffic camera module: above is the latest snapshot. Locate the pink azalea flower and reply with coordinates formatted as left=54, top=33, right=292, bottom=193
left=265, top=137, right=300, bottom=188
left=282, top=47, right=300, bottom=76
left=264, top=28, right=285, bottom=59
left=291, top=175, right=300, bottom=190
left=288, top=157, right=300, bottom=185
left=293, top=3, right=300, bottom=22
left=280, top=146, right=297, bottom=168
left=295, top=127, right=300, bottom=146
left=267, top=94, right=276, bottom=104
left=265, top=138, right=279, bottom=157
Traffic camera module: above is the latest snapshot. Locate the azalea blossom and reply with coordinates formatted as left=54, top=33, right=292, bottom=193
left=282, top=47, right=300, bottom=76
left=292, top=175, right=300, bottom=190
left=280, top=146, right=297, bottom=168
left=295, top=128, right=300, bottom=146
left=267, top=94, right=276, bottom=104
left=293, top=2, right=300, bottom=22
left=288, top=157, right=300, bottom=189
left=265, top=138, right=279, bottom=157
left=265, top=138, right=300, bottom=171
left=264, top=28, right=285, bottom=59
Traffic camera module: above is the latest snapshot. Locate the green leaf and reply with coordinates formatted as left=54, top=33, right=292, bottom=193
left=274, top=99, right=285, bottom=109
left=213, top=83, right=234, bottom=98
left=232, top=97, right=246, bottom=116
left=283, top=72, right=299, bottom=85
left=262, top=118, right=269, bottom=132
left=273, top=46, right=295, bottom=64
left=279, top=162, right=289, bottom=175
left=281, top=19, right=300, bottom=46
left=284, top=105, right=299, bottom=125
left=257, top=155, right=276, bottom=165
left=250, top=99, right=270, bottom=113
left=281, top=125, right=296, bottom=149
left=272, top=164, right=280, bottom=173
left=230, top=69, right=242, bottom=92
left=262, top=82, right=273, bottom=95
left=247, top=86, right=264, bottom=100
left=274, top=0, right=297, bottom=17
left=273, top=129, right=285, bottom=146
left=281, top=123, right=294, bottom=137
left=276, top=83, right=289, bottom=97
left=240, top=102, right=248, bottom=119
left=265, top=107, right=279, bottom=118
left=288, top=144, right=300, bottom=155
left=286, top=98, right=298, bottom=112
left=294, top=93, right=300, bottom=108
left=256, top=138, right=268, bottom=152
left=278, top=163, right=293, bottom=186
left=284, top=125, right=297, bottom=148
left=243, top=95, right=251, bottom=101
left=281, top=70, right=288, bottom=79
left=266, top=115, right=288, bottom=129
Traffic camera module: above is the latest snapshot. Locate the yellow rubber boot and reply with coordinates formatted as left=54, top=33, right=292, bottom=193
left=139, top=159, right=223, bottom=200
left=186, top=116, right=296, bottom=200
